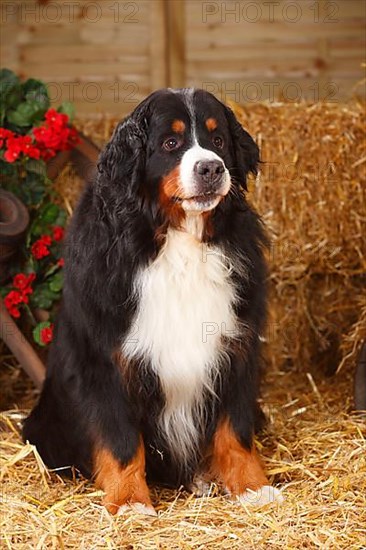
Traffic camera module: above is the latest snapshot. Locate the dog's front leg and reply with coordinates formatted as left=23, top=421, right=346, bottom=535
left=209, top=351, right=283, bottom=506
left=85, top=360, right=156, bottom=516
left=94, top=436, right=155, bottom=516
left=209, top=417, right=283, bottom=505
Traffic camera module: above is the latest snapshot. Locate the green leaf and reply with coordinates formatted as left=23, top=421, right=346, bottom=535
left=21, top=172, right=47, bottom=206
left=0, top=69, right=22, bottom=125
left=26, top=158, right=47, bottom=178
left=40, top=203, right=61, bottom=224
left=33, top=321, right=52, bottom=347
left=44, top=262, right=61, bottom=279
left=0, top=68, right=19, bottom=88
left=53, top=209, right=67, bottom=227
left=0, top=158, right=18, bottom=180
left=58, top=101, right=75, bottom=121
left=0, top=69, right=20, bottom=104
left=7, top=99, right=47, bottom=127
left=48, top=271, right=63, bottom=293
left=23, top=78, right=50, bottom=110
left=31, top=284, right=60, bottom=309
left=31, top=293, right=52, bottom=310
left=1, top=84, right=23, bottom=117
left=29, top=220, right=45, bottom=238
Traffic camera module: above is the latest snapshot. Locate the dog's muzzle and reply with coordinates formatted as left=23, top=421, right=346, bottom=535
left=178, top=146, right=231, bottom=213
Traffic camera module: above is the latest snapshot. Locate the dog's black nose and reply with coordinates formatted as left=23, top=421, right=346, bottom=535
left=194, top=160, right=225, bottom=184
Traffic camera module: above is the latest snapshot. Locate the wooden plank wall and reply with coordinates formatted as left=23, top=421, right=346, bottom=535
left=185, top=0, right=366, bottom=103
left=0, top=0, right=365, bottom=115
left=0, top=0, right=167, bottom=115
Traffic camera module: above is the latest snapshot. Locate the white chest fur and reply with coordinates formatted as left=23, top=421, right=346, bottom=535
left=122, top=227, right=238, bottom=463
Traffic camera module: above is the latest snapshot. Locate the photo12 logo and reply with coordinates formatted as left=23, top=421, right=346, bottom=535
left=44, top=81, right=140, bottom=105
left=0, top=2, right=139, bottom=24
left=201, top=81, right=340, bottom=103
left=201, top=1, right=340, bottom=24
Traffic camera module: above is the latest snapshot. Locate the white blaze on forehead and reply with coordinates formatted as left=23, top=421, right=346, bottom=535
left=179, top=145, right=231, bottom=200
left=169, top=87, right=197, bottom=141
left=169, top=88, right=232, bottom=212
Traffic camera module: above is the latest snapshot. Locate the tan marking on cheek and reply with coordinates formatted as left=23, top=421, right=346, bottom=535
left=158, top=166, right=186, bottom=230
left=206, top=118, right=218, bottom=132
left=172, top=119, right=186, bottom=134
left=160, top=165, right=182, bottom=199
left=94, top=439, right=153, bottom=515
left=209, top=418, right=268, bottom=495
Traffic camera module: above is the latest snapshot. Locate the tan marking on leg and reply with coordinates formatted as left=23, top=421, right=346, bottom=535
left=94, top=438, right=153, bottom=515
left=210, top=418, right=268, bottom=495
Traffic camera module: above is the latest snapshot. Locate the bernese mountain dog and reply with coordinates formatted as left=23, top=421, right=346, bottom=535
left=23, top=88, right=283, bottom=515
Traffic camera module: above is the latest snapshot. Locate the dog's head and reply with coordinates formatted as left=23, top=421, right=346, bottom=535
left=98, top=88, right=259, bottom=226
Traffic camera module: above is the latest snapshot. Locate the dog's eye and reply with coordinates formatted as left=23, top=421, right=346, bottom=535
left=163, top=137, right=181, bottom=151
left=213, top=136, right=224, bottom=149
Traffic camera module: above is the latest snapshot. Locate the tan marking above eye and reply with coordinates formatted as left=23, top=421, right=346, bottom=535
left=172, top=119, right=186, bottom=134
left=206, top=118, right=218, bottom=132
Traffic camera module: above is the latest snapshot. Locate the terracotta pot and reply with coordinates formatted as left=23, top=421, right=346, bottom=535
left=0, top=190, right=29, bottom=283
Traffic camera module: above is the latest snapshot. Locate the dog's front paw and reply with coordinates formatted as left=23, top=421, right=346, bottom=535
left=237, top=485, right=284, bottom=506
left=189, top=475, right=213, bottom=497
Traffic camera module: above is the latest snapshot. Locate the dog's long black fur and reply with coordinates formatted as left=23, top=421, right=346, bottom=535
left=23, top=89, right=268, bottom=488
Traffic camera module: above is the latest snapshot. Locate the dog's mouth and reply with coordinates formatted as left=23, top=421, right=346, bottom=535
left=173, top=192, right=223, bottom=212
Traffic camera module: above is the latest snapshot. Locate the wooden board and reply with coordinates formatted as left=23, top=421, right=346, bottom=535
left=0, top=0, right=364, bottom=114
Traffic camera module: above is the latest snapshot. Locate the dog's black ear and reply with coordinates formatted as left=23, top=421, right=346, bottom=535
left=224, top=105, right=259, bottom=190
left=97, top=113, right=147, bottom=198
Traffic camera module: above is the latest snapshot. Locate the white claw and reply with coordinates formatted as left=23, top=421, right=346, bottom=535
left=237, top=485, right=284, bottom=506
left=116, top=502, right=157, bottom=517
left=116, top=504, right=130, bottom=516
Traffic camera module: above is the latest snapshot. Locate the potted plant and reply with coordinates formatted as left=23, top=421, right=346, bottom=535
left=0, top=68, right=79, bottom=357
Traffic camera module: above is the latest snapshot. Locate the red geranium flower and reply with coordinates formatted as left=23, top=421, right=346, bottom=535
left=0, top=128, right=14, bottom=139
left=13, top=272, right=36, bottom=291
left=12, top=272, right=36, bottom=304
left=33, top=125, right=65, bottom=150
left=20, top=135, right=41, bottom=159
left=0, top=128, right=14, bottom=148
left=52, top=226, right=65, bottom=242
left=57, top=258, right=65, bottom=268
left=31, top=235, right=52, bottom=260
left=4, top=136, right=22, bottom=162
left=42, top=235, right=52, bottom=246
left=45, top=109, right=68, bottom=128
left=40, top=324, right=54, bottom=345
left=4, top=148, right=20, bottom=162
left=4, top=273, right=37, bottom=317
left=3, top=134, right=41, bottom=162
left=4, top=290, right=23, bottom=318
left=33, top=108, right=79, bottom=160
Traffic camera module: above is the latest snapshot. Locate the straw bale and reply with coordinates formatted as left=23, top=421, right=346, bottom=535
left=54, top=102, right=366, bottom=374
left=238, top=102, right=366, bottom=375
